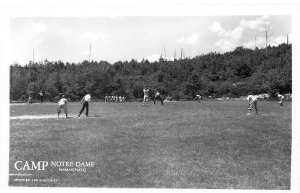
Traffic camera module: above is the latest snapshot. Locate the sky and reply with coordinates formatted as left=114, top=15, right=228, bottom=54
left=9, top=15, right=291, bottom=65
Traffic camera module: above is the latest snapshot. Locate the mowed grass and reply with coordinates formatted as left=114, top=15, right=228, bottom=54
left=9, top=100, right=291, bottom=189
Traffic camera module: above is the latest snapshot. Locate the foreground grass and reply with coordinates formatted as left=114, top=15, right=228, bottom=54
left=9, top=101, right=291, bottom=189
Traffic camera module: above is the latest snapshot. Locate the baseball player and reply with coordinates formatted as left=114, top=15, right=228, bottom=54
left=277, top=93, right=285, bottom=106
left=57, top=94, right=69, bottom=118
left=143, top=87, right=150, bottom=105
left=195, top=95, right=202, bottom=103
left=154, top=91, right=164, bottom=105
left=247, top=95, right=259, bottom=115
left=78, top=93, right=91, bottom=117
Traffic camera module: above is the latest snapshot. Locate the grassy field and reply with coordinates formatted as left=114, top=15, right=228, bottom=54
left=9, top=100, right=291, bottom=189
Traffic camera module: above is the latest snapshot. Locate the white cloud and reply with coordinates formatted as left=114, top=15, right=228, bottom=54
left=240, top=15, right=271, bottom=31
left=215, top=39, right=237, bottom=52
left=230, top=26, right=244, bottom=40
left=83, top=32, right=107, bottom=41
left=243, top=36, right=265, bottom=49
left=143, top=54, right=161, bottom=62
left=31, top=22, right=48, bottom=33
left=208, top=22, right=226, bottom=36
left=209, top=22, right=244, bottom=38
left=9, top=21, right=48, bottom=63
left=209, top=22, right=245, bottom=52
left=272, top=35, right=287, bottom=45
left=176, top=34, right=200, bottom=45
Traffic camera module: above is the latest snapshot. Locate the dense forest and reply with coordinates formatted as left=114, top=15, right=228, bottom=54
left=10, top=43, right=292, bottom=102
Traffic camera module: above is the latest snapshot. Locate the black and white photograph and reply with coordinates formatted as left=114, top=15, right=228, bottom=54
left=1, top=0, right=300, bottom=192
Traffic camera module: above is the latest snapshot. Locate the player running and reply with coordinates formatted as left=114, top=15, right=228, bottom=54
left=154, top=90, right=164, bottom=105
left=247, top=95, right=259, bottom=115
left=57, top=94, right=69, bottom=118
left=78, top=93, right=92, bottom=118
left=143, top=87, right=150, bottom=105
left=195, top=94, right=202, bottom=103
left=277, top=93, right=285, bottom=106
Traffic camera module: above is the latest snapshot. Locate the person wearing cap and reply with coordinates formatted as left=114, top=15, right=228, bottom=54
left=78, top=93, right=92, bottom=117
left=57, top=94, right=69, bottom=118
left=195, top=94, right=202, bottom=103
left=39, top=90, right=44, bottom=104
left=143, top=87, right=150, bottom=105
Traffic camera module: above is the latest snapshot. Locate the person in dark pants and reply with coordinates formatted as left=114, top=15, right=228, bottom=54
left=39, top=90, right=44, bottom=103
left=78, top=93, right=92, bottom=117
left=154, top=91, right=164, bottom=105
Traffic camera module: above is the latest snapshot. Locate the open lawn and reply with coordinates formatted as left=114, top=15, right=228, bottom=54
left=9, top=100, right=291, bottom=189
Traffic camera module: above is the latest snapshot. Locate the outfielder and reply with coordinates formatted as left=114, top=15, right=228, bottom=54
left=154, top=91, right=164, bottom=105
left=247, top=95, right=259, bottom=115
left=143, top=87, right=150, bottom=105
left=195, top=95, right=202, bottom=103
left=277, top=93, right=285, bottom=106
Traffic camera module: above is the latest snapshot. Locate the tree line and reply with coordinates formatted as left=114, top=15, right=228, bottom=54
left=10, top=43, right=292, bottom=102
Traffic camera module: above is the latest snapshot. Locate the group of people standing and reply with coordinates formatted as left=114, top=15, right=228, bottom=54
left=105, top=95, right=126, bottom=103
left=26, top=87, right=287, bottom=118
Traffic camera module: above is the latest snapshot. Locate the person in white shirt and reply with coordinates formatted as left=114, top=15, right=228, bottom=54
left=154, top=91, right=164, bottom=105
left=57, top=94, right=68, bottom=118
left=78, top=93, right=91, bottom=117
left=39, top=90, right=44, bottom=104
left=143, top=87, right=150, bottom=105
left=247, top=95, right=259, bottom=115
left=277, top=93, right=285, bottom=106
left=195, top=95, right=202, bottom=103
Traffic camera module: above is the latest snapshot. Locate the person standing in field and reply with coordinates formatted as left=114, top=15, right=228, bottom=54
left=277, top=93, right=285, bottom=106
left=39, top=90, right=44, bottom=104
left=28, top=95, right=33, bottom=104
left=247, top=95, right=259, bottom=115
left=57, top=94, right=69, bottom=118
left=78, top=93, right=92, bottom=117
left=154, top=90, right=164, bottom=105
left=195, top=95, right=202, bottom=103
left=143, top=87, right=150, bottom=105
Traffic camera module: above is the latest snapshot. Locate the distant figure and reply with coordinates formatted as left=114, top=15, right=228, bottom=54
left=78, top=93, right=92, bottom=117
left=39, top=90, right=44, bottom=103
left=119, top=95, right=122, bottom=102
left=247, top=95, right=259, bottom=115
left=195, top=95, right=202, bottom=103
left=57, top=94, right=68, bottom=118
left=143, top=87, right=150, bottom=105
left=277, top=93, right=285, bottom=106
left=105, top=95, right=108, bottom=103
left=122, top=96, right=126, bottom=102
left=28, top=95, right=33, bottom=104
left=154, top=91, right=164, bottom=105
